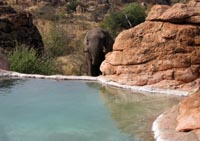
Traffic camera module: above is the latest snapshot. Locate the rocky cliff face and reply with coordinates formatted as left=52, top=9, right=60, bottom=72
left=0, top=2, right=43, bottom=53
left=100, top=1, right=200, bottom=92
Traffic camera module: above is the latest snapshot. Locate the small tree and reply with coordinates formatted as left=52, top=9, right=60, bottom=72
left=101, top=2, right=146, bottom=37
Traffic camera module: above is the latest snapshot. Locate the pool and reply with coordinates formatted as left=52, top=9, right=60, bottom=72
left=0, top=78, right=181, bottom=141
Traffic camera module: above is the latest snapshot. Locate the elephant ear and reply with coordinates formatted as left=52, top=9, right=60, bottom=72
left=83, top=32, right=89, bottom=53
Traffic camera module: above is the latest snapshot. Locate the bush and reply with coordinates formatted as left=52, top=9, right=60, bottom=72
left=66, top=0, right=80, bottom=12
left=122, top=3, right=146, bottom=28
left=101, top=11, right=123, bottom=37
left=8, top=45, right=58, bottom=75
left=101, top=2, right=146, bottom=37
left=43, top=23, right=72, bottom=58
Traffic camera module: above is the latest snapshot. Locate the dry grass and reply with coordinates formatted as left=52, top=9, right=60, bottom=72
left=4, top=1, right=104, bottom=75
left=31, top=4, right=99, bottom=75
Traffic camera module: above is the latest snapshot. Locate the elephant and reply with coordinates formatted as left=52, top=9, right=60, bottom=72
left=83, top=28, right=114, bottom=76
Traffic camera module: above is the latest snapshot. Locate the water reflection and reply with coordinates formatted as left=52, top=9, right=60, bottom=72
left=99, top=85, right=182, bottom=141
left=0, top=78, right=25, bottom=94
left=0, top=79, right=182, bottom=141
left=86, top=82, right=101, bottom=89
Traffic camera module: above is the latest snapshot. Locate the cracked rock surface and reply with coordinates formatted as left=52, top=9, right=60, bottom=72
left=100, top=1, right=200, bottom=92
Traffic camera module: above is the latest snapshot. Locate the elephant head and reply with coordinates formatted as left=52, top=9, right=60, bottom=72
left=84, top=28, right=114, bottom=76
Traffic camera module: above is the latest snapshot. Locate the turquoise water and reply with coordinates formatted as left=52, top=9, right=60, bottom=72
left=0, top=79, right=181, bottom=141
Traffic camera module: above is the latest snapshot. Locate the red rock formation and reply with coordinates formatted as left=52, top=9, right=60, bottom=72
left=100, top=1, right=200, bottom=91
left=176, top=92, right=200, bottom=132
left=153, top=106, right=199, bottom=141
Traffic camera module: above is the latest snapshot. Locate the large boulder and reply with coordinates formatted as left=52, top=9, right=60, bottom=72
left=0, top=2, right=44, bottom=53
left=146, top=1, right=200, bottom=23
left=100, top=1, right=200, bottom=91
left=176, top=92, right=200, bottom=132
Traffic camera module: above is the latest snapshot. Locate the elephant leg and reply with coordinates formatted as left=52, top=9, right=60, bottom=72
left=85, top=52, right=92, bottom=76
left=90, top=55, right=104, bottom=76
left=87, top=61, right=92, bottom=76
left=91, top=65, right=101, bottom=76
left=85, top=58, right=92, bottom=76
left=85, top=52, right=102, bottom=76
left=87, top=62, right=100, bottom=76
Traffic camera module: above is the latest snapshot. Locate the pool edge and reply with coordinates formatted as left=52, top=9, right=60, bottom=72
left=0, top=70, right=196, bottom=96
left=0, top=70, right=198, bottom=141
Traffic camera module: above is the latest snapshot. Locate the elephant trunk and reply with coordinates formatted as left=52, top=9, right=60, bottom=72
left=91, top=41, right=105, bottom=66
left=92, top=51, right=105, bottom=66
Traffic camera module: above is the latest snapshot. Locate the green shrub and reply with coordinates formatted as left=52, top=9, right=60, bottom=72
left=122, top=3, right=146, bottom=28
left=43, top=23, right=71, bottom=58
left=101, top=11, right=123, bottom=37
left=67, top=0, right=80, bottom=12
left=8, top=45, right=58, bottom=75
left=101, top=2, right=146, bottom=37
